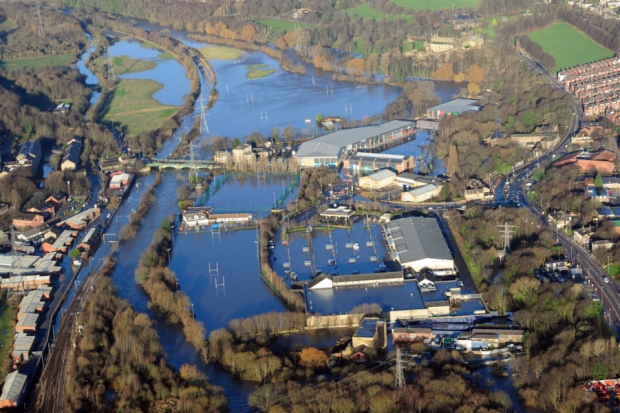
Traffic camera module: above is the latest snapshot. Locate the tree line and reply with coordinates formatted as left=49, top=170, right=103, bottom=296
left=446, top=206, right=616, bottom=412
left=65, top=258, right=228, bottom=412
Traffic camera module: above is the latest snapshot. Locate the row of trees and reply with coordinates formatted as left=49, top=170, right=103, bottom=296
left=118, top=172, right=162, bottom=241
left=249, top=361, right=514, bottom=413
left=65, top=258, right=228, bottom=412
left=135, top=215, right=208, bottom=352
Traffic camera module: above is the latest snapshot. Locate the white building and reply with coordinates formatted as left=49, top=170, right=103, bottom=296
left=384, top=217, right=454, bottom=272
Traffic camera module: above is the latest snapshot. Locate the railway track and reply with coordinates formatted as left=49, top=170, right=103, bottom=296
left=30, top=266, right=101, bottom=413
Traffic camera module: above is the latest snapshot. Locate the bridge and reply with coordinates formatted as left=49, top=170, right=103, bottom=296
left=146, top=158, right=219, bottom=170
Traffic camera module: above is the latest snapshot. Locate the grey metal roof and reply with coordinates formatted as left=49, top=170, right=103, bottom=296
left=408, top=184, right=438, bottom=196
left=428, top=98, right=480, bottom=115
left=366, top=169, right=396, bottom=181
left=296, top=120, right=414, bottom=159
left=0, top=371, right=27, bottom=403
left=386, top=217, right=452, bottom=265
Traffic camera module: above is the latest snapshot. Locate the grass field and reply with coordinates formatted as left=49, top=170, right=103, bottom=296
left=102, top=79, right=179, bottom=135
left=343, top=4, right=411, bottom=21
left=257, top=19, right=312, bottom=31
left=528, top=22, right=614, bottom=71
left=0, top=54, right=74, bottom=70
left=198, top=46, right=243, bottom=60
left=391, top=0, right=479, bottom=10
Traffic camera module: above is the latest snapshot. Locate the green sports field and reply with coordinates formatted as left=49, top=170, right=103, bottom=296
left=391, top=0, right=479, bottom=11
left=528, top=22, right=614, bottom=71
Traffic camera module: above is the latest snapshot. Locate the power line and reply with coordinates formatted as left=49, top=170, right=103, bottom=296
left=35, top=4, right=45, bottom=37
left=395, top=347, right=405, bottom=390
left=233, top=352, right=395, bottom=413
left=497, top=222, right=517, bottom=252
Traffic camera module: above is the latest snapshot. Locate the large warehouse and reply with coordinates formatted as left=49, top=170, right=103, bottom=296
left=384, top=217, right=454, bottom=273
left=295, top=120, right=415, bottom=167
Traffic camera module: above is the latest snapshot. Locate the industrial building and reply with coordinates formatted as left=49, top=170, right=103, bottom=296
left=295, top=121, right=415, bottom=167
left=342, top=152, right=414, bottom=176
left=358, top=169, right=397, bottom=190
left=400, top=184, right=441, bottom=203
left=384, top=217, right=454, bottom=273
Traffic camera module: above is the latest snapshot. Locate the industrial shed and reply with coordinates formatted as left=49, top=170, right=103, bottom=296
left=384, top=217, right=454, bottom=272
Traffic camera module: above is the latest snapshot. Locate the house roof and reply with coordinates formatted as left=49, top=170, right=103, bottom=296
left=0, top=371, right=27, bottom=403
left=296, top=121, right=414, bottom=159
left=62, top=139, right=83, bottom=165
left=587, top=149, right=616, bottom=162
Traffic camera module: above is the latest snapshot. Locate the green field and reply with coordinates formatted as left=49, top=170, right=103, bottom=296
left=343, top=4, right=411, bottom=20
left=257, top=19, right=311, bottom=32
left=198, top=46, right=243, bottom=60
left=391, top=0, right=479, bottom=10
left=0, top=54, right=74, bottom=70
left=102, top=79, right=179, bottom=135
left=528, top=23, right=614, bottom=71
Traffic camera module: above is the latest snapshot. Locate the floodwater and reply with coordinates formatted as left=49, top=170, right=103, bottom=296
left=108, top=39, right=190, bottom=107
left=274, top=222, right=388, bottom=282
left=68, top=18, right=483, bottom=411
left=75, top=33, right=101, bottom=106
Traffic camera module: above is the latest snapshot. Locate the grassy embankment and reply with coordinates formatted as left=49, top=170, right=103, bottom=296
left=607, top=264, right=620, bottom=277
left=0, top=54, right=74, bottom=70
left=0, top=295, right=19, bottom=383
left=197, top=46, right=243, bottom=60
left=246, top=64, right=276, bottom=79
left=528, top=22, right=614, bottom=71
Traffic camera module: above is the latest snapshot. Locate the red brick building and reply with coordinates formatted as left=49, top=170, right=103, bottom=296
left=12, top=213, right=44, bottom=229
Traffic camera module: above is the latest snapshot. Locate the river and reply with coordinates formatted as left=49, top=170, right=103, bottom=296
left=68, top=21, right=497, bottom=411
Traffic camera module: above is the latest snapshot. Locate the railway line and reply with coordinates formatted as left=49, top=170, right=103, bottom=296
left=30, top=263, right=102, bottom=413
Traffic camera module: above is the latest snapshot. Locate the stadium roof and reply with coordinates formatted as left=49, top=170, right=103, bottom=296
left=296, top=120, right=414, bottom=159
left=386, top=217, right=452, bottom=264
